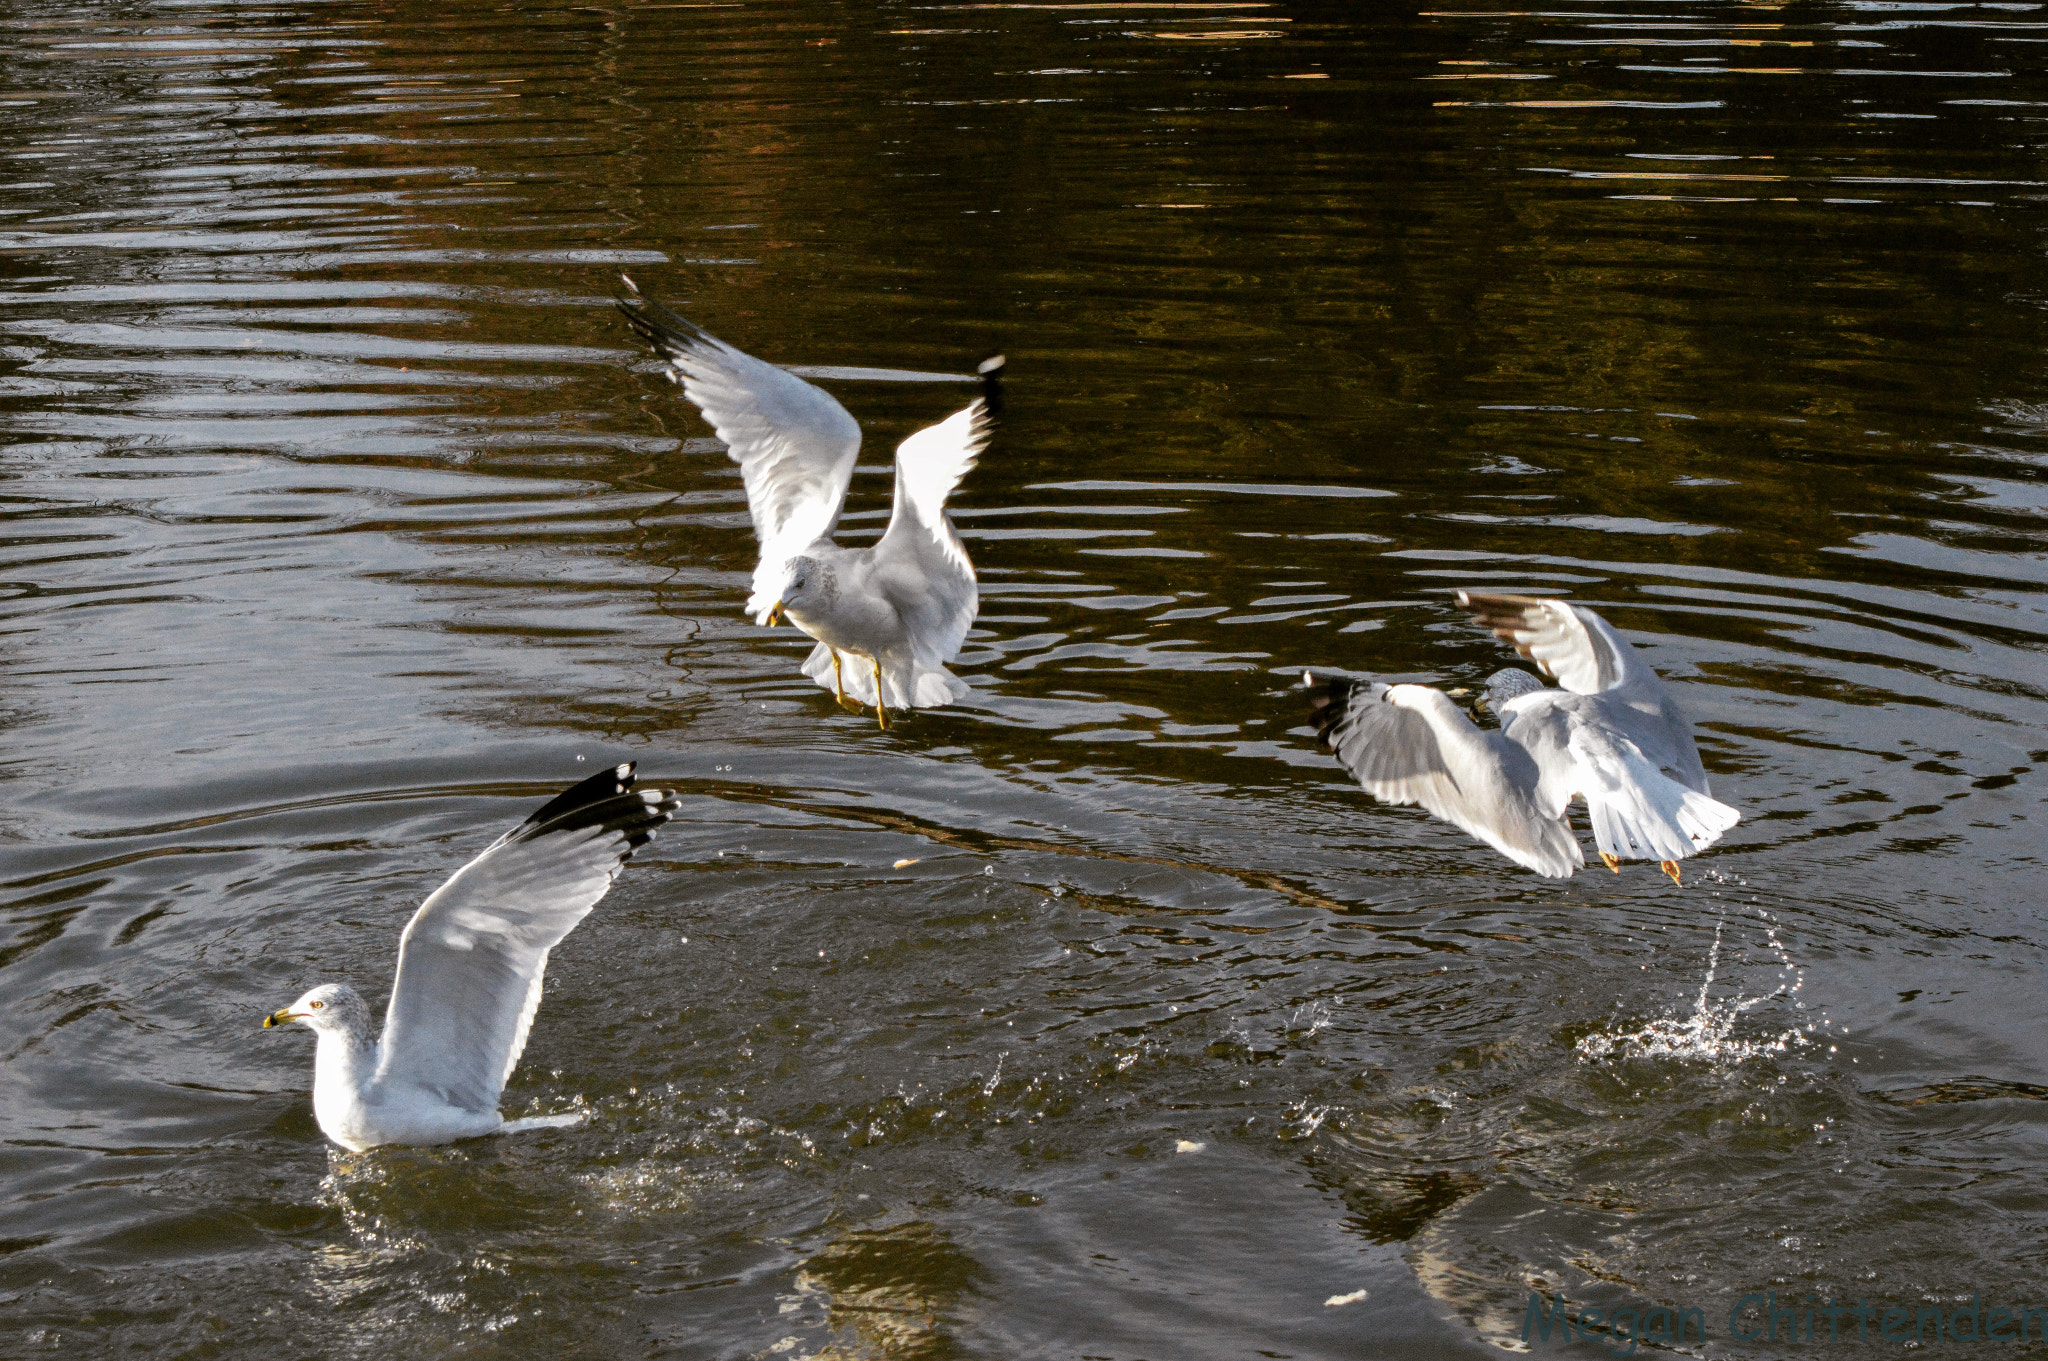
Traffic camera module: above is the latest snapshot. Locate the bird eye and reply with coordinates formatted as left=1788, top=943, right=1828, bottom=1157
left=310, top=1001, right=323, bottom=1010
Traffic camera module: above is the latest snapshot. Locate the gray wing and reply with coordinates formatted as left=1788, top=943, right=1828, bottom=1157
left=1461, top=590, right=1710, bottom=793
left=1306, top=673, right=1583, bottom=878
left=1307, top=673, right=1465, bottom=813
left=374, top=763, right=679, bottom=1113
left=617, top=284, right=861, bottom=621
left=870, top=377, right=997, bottom=670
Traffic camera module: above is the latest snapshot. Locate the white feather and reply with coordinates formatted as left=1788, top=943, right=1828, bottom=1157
left=1313, top=594, right=1738, bottom=878
left=620, top=288, right=996, bottom=717
left=272, top=768, right=678, bottom=1149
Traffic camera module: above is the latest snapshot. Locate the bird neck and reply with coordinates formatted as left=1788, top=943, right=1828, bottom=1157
left=311, top=1017, right=377, bottom=1102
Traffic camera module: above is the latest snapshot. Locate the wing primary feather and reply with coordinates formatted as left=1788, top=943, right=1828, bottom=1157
left=1457, top=591, right=1565, bottom=654
left=614, top=284, right=716, bottom=362
left=977, top=354, right=1005, bottom=419
left=1457, top=590, right=1623, bottom=693
left=1304, top=672, right=1361, bottom=751
left=510, top=761, right=637, bottom=839
left=515, top=774, right=673, bottom=849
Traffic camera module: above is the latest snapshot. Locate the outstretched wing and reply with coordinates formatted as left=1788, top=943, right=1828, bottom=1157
left=1307, top=673, right=1465, bottom=812
left=1306, top=673, right=1582, bottom=878
left=1462, top=591, right=1716, bottom=794
left=617, top=282, right=861, bottom=621
left=869, top=358, right=1001, bottom=669
left=375, top=763, right=679, bottom=1113
left=1458, top=592, right=1644, bottom=696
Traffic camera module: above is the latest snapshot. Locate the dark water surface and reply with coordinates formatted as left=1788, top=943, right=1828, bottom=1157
left=4, top=0, right=2047, bottom=1355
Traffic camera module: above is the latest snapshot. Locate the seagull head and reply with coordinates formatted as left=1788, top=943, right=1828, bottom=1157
left=772, top=555, right=834, bottom=624
left=264, top=982, right=369, bottom=1036
left=1482, top=666, right=1547, bottom=715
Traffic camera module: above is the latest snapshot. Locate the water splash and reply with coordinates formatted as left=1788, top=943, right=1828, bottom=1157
left=1286, top=999, right=1334, bottom=1040
left=1575, top=890, right=1807, bottom=1063
left=1279, top=1097, right=1334, bottom=1140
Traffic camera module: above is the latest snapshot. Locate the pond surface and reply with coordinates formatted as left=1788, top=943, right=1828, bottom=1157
left=3, top=0, right=2047, bottom=1356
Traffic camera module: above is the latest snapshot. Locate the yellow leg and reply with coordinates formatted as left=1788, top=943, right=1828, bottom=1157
left=1660, top=860, right=1682, bottom=886
left=830, top=650, right=862, bottom=714
left=873, top=657, right=890, bottom=730
left=1600, top=852, right=1620, bottom=874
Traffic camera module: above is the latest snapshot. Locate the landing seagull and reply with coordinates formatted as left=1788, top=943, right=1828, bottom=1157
left=264, top=763, right=679, bottom=1150
left=617, top=277, right=1003, bottom=728
left=1303, top=592, right=1738, bottom=883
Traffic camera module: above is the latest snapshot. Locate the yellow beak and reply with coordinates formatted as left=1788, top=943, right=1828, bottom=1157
left=767, top=601, right=787, bottom=628
left=263, top=1009, right=304, bottom=1029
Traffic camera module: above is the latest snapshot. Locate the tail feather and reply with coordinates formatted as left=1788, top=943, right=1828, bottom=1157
left=799, top=644, right=967, bottom=710
left=911, top=667, right=969, bottom=707
left=1582, top=749, right=1740, bottom=862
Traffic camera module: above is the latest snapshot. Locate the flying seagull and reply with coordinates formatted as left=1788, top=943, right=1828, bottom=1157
left=264, top=763, right=679, bottom=1150
left=617, top=277, right=1004, bottom=728
left=1303, top=592, right=1738, bottom=883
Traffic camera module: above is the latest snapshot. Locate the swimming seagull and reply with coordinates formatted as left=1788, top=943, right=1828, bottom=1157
left=617, top=277, right=1003, bottom=728
left=264, top=763, right=679, bottom=1150
left=1303, top=592, right=1738, bottom=883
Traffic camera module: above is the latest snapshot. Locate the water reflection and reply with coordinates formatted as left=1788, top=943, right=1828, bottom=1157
left=795, top=1221, right=979, bottom=1360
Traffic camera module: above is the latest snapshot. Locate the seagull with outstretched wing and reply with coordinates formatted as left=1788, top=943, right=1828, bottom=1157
left=1304, top=592, right=1738, bottom=883
left=617, top=278, right=1003, bottom=728
left=264, top=763, right=678, bottom=1150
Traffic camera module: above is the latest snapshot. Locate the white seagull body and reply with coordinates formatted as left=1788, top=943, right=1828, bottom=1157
left=618, top=280, right=1002, bottom=728
left=1305, top=592, right=1739, bottom=882
left=265, top=763, right=679, bottom=1150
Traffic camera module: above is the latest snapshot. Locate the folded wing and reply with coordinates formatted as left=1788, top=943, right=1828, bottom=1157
left=376, top=763, right=679, bottom=1114
left=617, top=285, right=861, bottom=621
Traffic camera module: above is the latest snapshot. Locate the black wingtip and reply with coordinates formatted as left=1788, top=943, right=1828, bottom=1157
left=518, top=761, right=639, bottom=832
left=513, top=761, right=680, bottom=853
left=977, top=353, right=1005, bottom=420
left=1303, top=672, right=1359, bottom=751
left=613, top=281, right=715, bottom=360
left=614, top=290, right=659, bottom=347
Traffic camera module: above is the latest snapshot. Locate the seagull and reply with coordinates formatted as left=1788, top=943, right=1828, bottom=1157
left=264, top=763, right=679, bottom=1150
left=616, top=278, right=1003, bottom=728
left=1303, top=592, right=1738, bottom=883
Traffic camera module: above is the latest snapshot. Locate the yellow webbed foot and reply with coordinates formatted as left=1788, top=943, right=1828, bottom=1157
left=1660, top=860, right=1682, bottom=886
left=1599, top=852, right=1620, bottom=874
